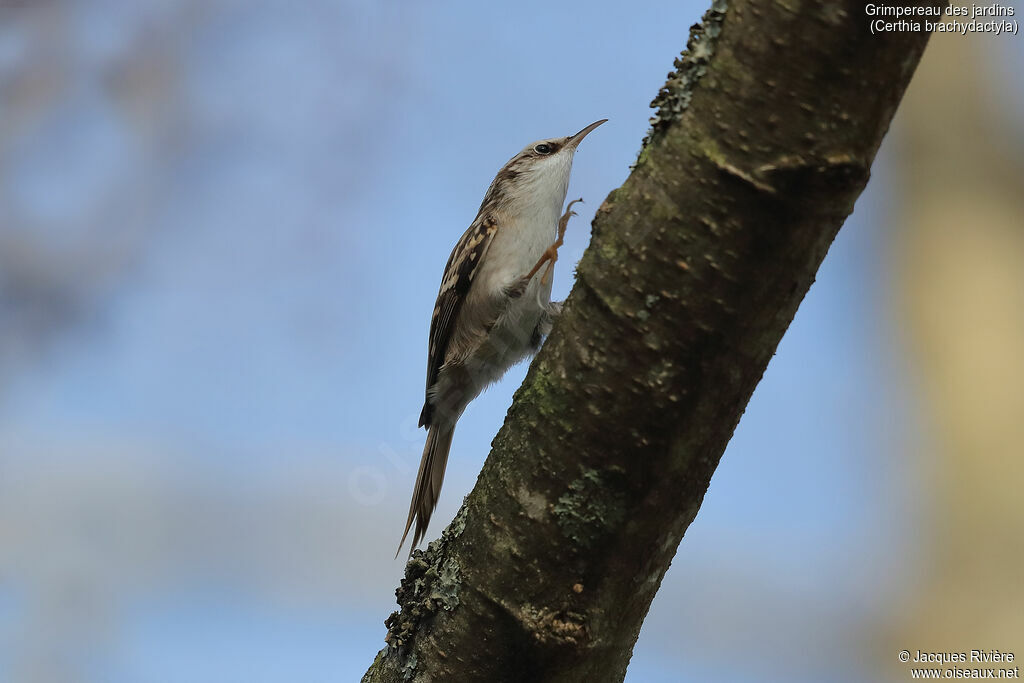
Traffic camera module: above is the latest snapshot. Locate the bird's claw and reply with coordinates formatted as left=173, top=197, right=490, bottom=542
left=558, top=198, right=583, bottom=233
left=526, top=198, right=583, bottom=286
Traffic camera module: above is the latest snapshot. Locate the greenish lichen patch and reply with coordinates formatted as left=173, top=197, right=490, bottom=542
left=633, top=144, right=653, bottom=170
left=598, top=238, right=621, bottom=264
left=400, top=651, right=418, bottom=682
left=644, top=0, right=729, bottom=148
left=553, top=468, right=627, bottom=548
left=513, top=365, right=560, bottom=418
left=448, top=502, right=469, bottom=537
left=359, top=648, right=388, bottom=683
left=383, top=510, right=466, bottom=657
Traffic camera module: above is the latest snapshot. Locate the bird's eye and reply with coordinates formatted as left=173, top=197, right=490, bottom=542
left=534, top=143, right=552, bottom=155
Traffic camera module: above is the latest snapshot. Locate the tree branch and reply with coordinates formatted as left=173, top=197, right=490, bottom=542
left=365, top=1, right=943, bottom=680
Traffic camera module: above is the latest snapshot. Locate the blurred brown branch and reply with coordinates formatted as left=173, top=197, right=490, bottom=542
left=880, top=29, right=1024, bottom=673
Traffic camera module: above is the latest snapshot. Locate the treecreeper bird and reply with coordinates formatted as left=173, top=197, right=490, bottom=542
left=397, top=119, right=607, bottom=556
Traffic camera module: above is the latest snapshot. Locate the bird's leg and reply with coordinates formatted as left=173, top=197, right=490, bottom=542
left=522, top=198, right=583, bottom=288
left=535, top=300, right=562, bottom=339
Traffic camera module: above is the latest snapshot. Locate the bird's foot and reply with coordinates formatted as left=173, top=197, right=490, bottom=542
left=558, top=198, right=583, bottom=234
left=524, top=198, right=583, bottom=287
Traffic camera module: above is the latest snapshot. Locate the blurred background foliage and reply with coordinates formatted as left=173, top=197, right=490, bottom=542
left=0, top=2, right=1020, bottom=681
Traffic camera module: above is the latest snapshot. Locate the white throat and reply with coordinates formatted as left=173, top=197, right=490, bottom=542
left=506, top=151, right=574, bottom=222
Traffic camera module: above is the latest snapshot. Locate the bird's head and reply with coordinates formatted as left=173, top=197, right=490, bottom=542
left=514, top=118, right=607, bottom=167
left=480, top=119, right=607, bottom=213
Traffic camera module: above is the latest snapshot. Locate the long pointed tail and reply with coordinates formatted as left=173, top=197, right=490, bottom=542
left=396, top=421, right=455, bottom=557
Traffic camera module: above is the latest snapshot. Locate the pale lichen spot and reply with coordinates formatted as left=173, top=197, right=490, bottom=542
left=516, top=486, right=549, bottom=521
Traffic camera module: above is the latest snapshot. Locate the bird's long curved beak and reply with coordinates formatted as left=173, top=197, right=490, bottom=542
left=566, top=119, right=607, bottom=149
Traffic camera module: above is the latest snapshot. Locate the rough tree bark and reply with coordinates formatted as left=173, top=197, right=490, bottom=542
left=365, top=1, right=943, bottom=680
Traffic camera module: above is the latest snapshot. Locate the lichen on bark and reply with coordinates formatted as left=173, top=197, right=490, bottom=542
left=643, top=0, right=729, bottom=150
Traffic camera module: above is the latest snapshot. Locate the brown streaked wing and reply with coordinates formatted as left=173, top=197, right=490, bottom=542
left=418, top=215, right=498, bottom=427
